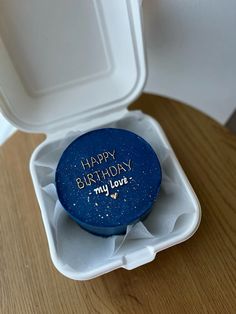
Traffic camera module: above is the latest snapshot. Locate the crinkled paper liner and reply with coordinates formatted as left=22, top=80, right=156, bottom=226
left=34, top=113, right=194, bottom=272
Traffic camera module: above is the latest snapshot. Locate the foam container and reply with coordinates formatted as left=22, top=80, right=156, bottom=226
left=0, top=0, right=201, bottom=280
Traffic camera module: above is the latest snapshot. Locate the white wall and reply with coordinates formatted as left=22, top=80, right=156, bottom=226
left=1, top=0, right=236, bottom=145
left=143, top=0, right=236, bottom=123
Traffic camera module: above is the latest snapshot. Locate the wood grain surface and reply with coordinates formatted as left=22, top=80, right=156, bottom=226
left=0, top=94, right=236, bottom=314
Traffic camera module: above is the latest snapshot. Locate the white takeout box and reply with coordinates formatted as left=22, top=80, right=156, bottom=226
left=0, top=0, right=201, bottom=280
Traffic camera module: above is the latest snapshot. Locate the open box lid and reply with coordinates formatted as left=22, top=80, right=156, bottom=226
left=0, top=0, right=146, bottom=134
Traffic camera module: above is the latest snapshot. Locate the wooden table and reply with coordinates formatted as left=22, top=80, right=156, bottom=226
left=1, top=94, right=236, bottom=313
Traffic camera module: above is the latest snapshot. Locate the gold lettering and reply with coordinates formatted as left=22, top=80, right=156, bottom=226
left=83, top=175, right=90, bottom=187
left=91, top=157, right=99, bottom=168
left=81, top=158, right=90, bottom=170
left=108, top=150, right=116, bottom=160
left=103, top=152, right=109, bottom=162
left=76, top=177, right=85, bottom=189
left=117, top=163, right=126, bottom=174
left=109, top=165, right=118, bottom=177
left=94, top=170, right=102, bottom=181
left=101, top=168, right=111, bottom=179
left=123, top=159, right=132, bottom=171
left=97, top=154, right=104, bottom=164
left=87, top=173, right=96, bottom=185
left=77, top=154, right=132, bottom=190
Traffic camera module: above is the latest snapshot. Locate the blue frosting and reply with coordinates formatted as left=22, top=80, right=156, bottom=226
left=55, top=128, right=162, bottom=236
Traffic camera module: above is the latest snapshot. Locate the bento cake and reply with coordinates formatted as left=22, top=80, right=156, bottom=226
left=55, top=128, right=162, bottom=236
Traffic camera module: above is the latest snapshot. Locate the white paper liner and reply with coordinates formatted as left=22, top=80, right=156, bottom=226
left=34, top=111, right=195, bottom=272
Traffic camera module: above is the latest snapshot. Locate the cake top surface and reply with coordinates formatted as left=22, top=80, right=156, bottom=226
left=55, top=128, right=162, bottom=227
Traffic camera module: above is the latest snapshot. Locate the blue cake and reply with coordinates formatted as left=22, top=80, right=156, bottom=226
left=55, top=128, right=162, bottom=236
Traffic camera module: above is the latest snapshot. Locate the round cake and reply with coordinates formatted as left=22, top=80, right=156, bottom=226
left=55, top=128, right=162, bottom=236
